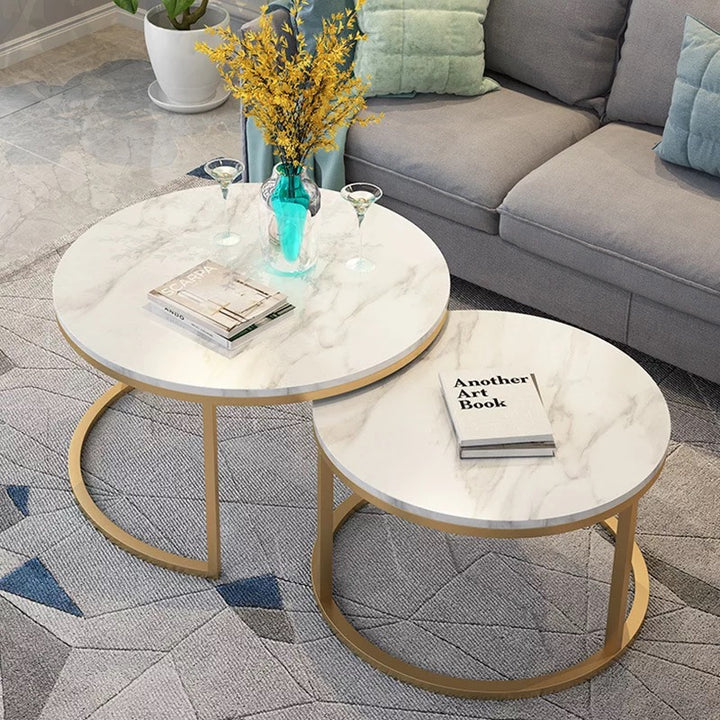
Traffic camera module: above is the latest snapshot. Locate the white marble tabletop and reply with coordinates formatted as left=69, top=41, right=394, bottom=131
left=53, top=185, right=450, bottom=399
left=313, top=311, right=672, bottom=531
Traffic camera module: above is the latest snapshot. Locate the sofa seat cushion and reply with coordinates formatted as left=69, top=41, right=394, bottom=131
left=499, top=123, right=720, bottom=325
left=345, top=76, right=599, bottom=235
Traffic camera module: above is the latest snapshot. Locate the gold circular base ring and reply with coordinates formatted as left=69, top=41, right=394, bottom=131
left=311, top=495, right=649, bottom=699
left=68, top=382, right=216, bottom=577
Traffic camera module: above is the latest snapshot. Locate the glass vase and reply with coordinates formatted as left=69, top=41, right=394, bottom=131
left=260, top=163, right=320, bottom=276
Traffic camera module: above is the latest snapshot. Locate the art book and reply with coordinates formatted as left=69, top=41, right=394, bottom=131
left=148, top=260, right=288, bottom=339
left=438, top=370, right=555, bottom=459
left=147, top=301, right=294, bottom=354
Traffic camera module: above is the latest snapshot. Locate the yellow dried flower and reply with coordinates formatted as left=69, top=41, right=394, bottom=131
left=196, top=0, right=380, bottom=170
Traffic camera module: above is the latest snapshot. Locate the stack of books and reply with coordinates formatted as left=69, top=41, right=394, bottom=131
left=147, top=259, right=293, bottom=352
left=439, top=370, right=556, bottom=459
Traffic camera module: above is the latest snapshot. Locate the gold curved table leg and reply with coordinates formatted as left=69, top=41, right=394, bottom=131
left=311, top=452, right=650, bottom=699
left=69, top=382, right=221, bottom=578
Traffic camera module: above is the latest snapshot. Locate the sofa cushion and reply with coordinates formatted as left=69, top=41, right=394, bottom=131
left=606, top=0, right=720, bottom=127
left=499, top=123, right=720, bottom=325
left=345, top=76, right=599, bottom=235
left=354, top=0, right=498, bottom=97
left=483, top=0, right=631, bottom=111
left=655, top=16, right=720, bottom=178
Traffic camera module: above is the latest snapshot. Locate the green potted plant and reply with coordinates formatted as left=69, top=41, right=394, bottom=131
left=114, top=0, right=230, bottom=111
left=114, top=0, right=210, bottom=30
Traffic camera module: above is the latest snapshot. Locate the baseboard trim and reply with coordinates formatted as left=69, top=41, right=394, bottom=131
left=0, top=2, right=258, bottom=69
left=0, top=3, right=121, bottom=69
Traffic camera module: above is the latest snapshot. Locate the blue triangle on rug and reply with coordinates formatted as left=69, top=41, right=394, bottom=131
left=0, top=558, right=82, bottom=616
left=187, top=161, right=244, bottom=183
left=216, top=573, right=283, bottom=610
left=6, top=485, right=29, bottom=516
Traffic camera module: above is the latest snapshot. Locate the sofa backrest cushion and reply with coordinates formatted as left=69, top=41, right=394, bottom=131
left=606, top=0, right=720, bottom=126
left=483, top=0, right=631, bottom=111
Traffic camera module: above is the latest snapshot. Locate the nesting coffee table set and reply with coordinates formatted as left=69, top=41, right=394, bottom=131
left=53, top=184, right=671, bottom=699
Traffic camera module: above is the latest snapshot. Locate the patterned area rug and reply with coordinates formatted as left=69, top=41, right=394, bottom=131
left=0, top=176, right=719, bottom=720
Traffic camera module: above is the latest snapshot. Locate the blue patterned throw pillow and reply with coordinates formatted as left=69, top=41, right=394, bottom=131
left=654, top=15, right=720, bottom=178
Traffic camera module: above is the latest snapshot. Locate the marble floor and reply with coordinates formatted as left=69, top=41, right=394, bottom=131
left=0, top=24, right=243, bottom=274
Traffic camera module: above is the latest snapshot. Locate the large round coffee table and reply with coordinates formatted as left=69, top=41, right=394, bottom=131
left=311, top=310, right=671, bottom=698
left=53, top=185, right=450, bottom=578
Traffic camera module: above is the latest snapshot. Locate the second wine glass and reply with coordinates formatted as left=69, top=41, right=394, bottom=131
left=341, top=182, right=382, bottom=272
left=205, top=157, right=244, bottom=246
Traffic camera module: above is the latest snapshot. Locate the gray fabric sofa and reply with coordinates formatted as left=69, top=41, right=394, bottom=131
left=344, top=0, right=720, bottom=385
left=251, top=0, right=720, bottom=384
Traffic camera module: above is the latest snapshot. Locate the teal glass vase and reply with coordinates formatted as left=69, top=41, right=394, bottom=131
left=260, top=163, right=320, bottom=276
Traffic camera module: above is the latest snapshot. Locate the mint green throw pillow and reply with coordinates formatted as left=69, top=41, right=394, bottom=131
left=354, top=0, right=499, bottom=97
left=654, top=16, right=720, bottom=178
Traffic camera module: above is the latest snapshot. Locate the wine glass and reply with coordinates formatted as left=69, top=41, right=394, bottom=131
left=341, top=182, right=383, bottom=272
left=205, top=157, right=244, bottom=246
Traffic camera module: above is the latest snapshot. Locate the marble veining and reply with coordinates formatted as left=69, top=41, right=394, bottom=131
left=313, top=311, right=671, bottom=530
left=53, top=185, right=450, bottom=398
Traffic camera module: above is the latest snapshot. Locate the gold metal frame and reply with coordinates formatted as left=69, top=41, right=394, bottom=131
left=69, top=383, right=221, bottom=576
left=312, top=446, right=656, bottom=699
left=60, top=311, right=446, bottom=578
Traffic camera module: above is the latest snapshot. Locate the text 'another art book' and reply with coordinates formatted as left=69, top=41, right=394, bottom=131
left=439, top=370, right=556, bottom=459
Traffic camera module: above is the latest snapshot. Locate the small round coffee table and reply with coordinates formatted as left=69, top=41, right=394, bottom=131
left=311, top=310, right=671, bottom=698
left=53, top=185, right=449, bottom=578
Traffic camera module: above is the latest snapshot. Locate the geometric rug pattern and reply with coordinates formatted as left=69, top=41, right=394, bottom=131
left=1, top=185, right=719, bottom=719
left=0, top=557, right=82, bottom=617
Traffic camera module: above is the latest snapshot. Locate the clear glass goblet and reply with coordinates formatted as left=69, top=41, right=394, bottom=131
left=341, top=182, right=383, bottom=272
left=205, top=157, right=244, bottom=246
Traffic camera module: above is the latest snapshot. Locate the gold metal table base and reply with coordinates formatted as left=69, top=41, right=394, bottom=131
left=60, top=312, right=447, bottom=579
left=312, top=449, right=650, bottom=699
left=69, top=383, right=221, bottom=578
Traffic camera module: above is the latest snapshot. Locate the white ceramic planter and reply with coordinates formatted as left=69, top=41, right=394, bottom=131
left=144, top=3, right=229, bottom=107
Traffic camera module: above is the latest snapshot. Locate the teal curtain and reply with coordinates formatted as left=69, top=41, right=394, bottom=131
left=244, top=0, right=356, bottom=190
